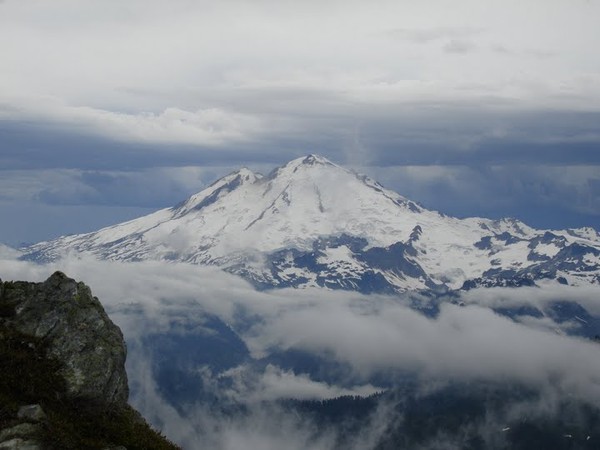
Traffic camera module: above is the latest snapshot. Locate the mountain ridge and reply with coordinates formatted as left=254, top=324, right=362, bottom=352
left=21, top=155, right=600, bottom=293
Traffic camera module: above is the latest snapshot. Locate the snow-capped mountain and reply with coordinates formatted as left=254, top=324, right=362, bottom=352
left=23, top=155, right=600, bottom=293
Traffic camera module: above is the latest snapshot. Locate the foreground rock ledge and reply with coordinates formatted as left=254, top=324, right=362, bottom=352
left=0, top=271, right=128, bottom=404
left=0, top=272, right=179, bottom=449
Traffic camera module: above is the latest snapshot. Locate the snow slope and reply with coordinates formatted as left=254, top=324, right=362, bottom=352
left=23, top=155, right=600, bottom=293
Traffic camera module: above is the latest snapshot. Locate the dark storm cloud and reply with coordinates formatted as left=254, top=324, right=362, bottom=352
left=0, top=120, right=167, bottom=170
left=345, top=109, right=600, bottom=166
left=0, top=120, right=278, bottom=171
left=35, top=170, right=199, bottom=208
left=367, top=164, right=600, bottom=231
left=2, top=108, right=599, bottom=171
left=1, top=104, right=599, bottom=245
left=365, top=140, right=600, bottom=167
left=0, top=0, right=598, bottom=244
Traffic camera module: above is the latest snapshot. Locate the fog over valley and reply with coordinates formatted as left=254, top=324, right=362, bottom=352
left=2, top=254, right=600, bottom=448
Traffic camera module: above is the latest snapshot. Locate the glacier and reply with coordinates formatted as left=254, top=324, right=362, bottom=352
left=22, top=154, right=600, bottom=294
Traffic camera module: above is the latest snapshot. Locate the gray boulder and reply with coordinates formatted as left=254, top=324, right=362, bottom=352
left=0, top=271, right=128, bottom=404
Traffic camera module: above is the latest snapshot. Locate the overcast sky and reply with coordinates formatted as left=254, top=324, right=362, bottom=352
left=1, top=0, right=599, bottom=246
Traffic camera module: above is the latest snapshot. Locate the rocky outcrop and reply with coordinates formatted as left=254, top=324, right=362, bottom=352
left=0, top=271, right=128, bottom=404
left=0, top=272, right=177, bottom=449
left=0, top=405, right=45, bottom=450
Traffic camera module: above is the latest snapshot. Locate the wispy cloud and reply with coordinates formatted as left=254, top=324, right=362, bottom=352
left=382, top=26, right=482, bottom=44
left=443, top=39, right=476, bottom=54
left=3, top=255, right=600, bottom=448
left=3, top=255, right=600, bottom=398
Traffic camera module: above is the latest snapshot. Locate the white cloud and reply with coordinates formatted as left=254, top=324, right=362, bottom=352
left=3, top=255, right=600, bottom=400
left=0, top=96, right=264, bottom=146
left=459, top=283, right=600, bottom=316
left=443, top=39, right=476, bottom=54
left=245, top=295, right=600, bottom=397
left=222, top=364, right=380, bottom=403
left=0, top=244, right=19, bottom=259
left=3, top=254, right=600, bottom=448
left=1, top=0, right=600, bottom=139
left=382, top=26, right=482, bottom=44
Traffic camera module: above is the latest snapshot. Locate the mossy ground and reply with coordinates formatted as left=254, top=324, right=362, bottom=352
left=0, top=291, right=180, bottom=450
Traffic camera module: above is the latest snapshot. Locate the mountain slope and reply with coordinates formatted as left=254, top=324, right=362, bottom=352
left=23, top=155, right=600, bottom=293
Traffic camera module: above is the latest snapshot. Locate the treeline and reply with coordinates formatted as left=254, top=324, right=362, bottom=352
left=280, top=382, right=600, bottom=449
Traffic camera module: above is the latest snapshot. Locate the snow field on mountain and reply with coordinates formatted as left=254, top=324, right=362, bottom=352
left=23, top=155, right=600, bottom=292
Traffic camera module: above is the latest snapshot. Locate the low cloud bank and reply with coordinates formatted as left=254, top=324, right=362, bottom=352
left=2, top=255, right=600, bottom=448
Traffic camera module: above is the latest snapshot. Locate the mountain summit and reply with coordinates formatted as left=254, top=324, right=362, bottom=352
left=23, top=155, right=600, bottom=293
